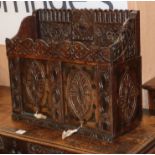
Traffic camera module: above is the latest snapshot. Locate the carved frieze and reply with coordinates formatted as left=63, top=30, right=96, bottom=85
left=6, top=38, right=111, bottom=63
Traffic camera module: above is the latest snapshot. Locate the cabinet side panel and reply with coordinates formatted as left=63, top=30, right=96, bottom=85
left=112, top=57, right=142, bottom=136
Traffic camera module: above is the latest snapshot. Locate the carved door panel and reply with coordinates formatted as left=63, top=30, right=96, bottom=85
left=62, top=63, right=99, bottom=128
left=21, top=59, right=49, bottom=116
left=21, top=59, right=64, bottom=122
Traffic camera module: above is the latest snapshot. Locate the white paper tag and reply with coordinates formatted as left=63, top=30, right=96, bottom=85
left=62, top=125, right=82, bottom=140
left=34, top=113, right=47, bottom=120
left=15, top=129, right=27, bottom=135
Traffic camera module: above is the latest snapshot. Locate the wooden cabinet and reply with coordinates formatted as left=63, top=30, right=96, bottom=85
left=6, top=9, right=142, bottom=141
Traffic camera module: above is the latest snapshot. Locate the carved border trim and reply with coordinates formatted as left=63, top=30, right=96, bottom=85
left=6, top=38, right=111, bottom=63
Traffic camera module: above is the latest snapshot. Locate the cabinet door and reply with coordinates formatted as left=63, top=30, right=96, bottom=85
left=62, top=63, right=99, bottom=128
left=21, top=59, right=64, bottom=123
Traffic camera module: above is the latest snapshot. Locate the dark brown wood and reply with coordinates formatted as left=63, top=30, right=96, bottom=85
left=0, top=87, right=155, bottom=154
left=5, top=9, right=142, bottom=141
left=143, top=77, right=155, bottom=114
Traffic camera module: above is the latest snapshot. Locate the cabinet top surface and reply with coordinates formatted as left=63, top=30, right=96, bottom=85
left=0, top=86, right=154, bottom=154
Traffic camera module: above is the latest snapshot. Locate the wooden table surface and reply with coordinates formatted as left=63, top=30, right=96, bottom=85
left=1, top=86, right=155, bottom=153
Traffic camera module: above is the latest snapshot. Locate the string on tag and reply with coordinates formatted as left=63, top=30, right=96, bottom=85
left=62, top=121, right=83, bottom=140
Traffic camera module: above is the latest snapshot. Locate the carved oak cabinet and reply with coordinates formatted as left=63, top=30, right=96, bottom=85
left=6, top=9, right=142, bottom=141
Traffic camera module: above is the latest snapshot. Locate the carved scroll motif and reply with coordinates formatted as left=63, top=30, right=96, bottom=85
left=118, top=72, right=139, bottom=124
left=6, top=38, right=111, bottom=63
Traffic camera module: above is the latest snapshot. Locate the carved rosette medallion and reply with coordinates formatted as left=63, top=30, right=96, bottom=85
left=23, top=60, right=47, bottom=112
left=118, top=72, right=138, bottom=124
left=66, top=70, right=93, bottom=122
